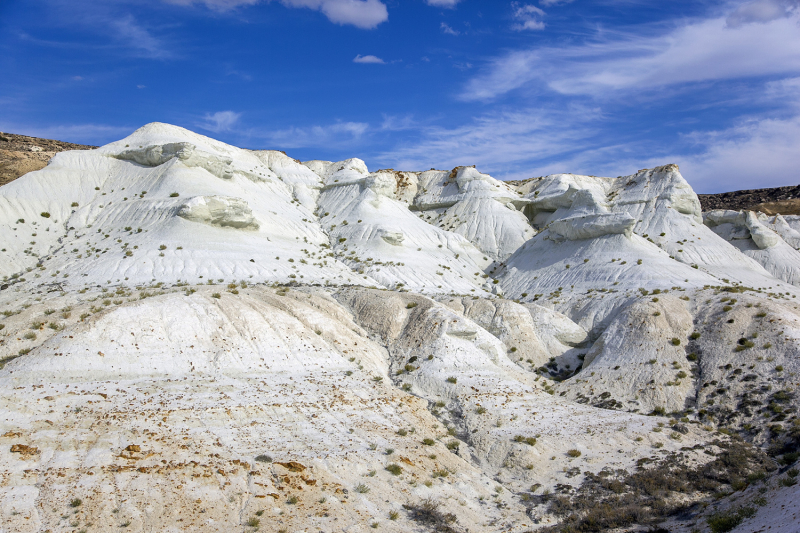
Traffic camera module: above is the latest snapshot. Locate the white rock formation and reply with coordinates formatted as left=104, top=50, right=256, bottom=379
left=704, top=209, right=800, bottom=286
left=1, top=123, right=798, bottom=533
left=178, top=195, right=259, bottom=230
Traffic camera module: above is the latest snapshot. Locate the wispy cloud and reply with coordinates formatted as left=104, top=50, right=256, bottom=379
left=440, top=22, right=459, bottom=35
left=425, top=0, right=462, bottom=7
left=375, top=106, right=603, bottom=177
left=462, top=11, right=800, bottom=101
left=678, top=113, right=800, bottom=192
left=353, top=54, right=385, bottom=64
left=726, top=0, right=798, bottom=27
left=110, top=14, right=172, bottom=58
left=17, top=4, right=174, bottom=60
left=167, top=0, right=388, bottom=29
left=379, top=114, right=417, bottom=131
left=0, top=122, right=133, bottom=146
left=198, top=111, right=242, bottom=132
left=263, top=121, right=369, bottom=149
left=511, top=3, right=546, bottom=31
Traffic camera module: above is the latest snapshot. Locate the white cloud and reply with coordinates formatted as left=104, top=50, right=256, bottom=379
left=111, top=14, right=172, bottom=58
left=0, top=123, right=133, bottom=145
left=258, top=121, right=368, bottom=149
left=379, top=114, right=417, bottom=131
left=425, top=0, right=462, bottom=7
left=199, top=111, right=242, bottom=133
left=166, top=0, right=259, bottom=8
left=440, top=22, right=460, bottom=35
left=511, top=3, right=546, bottom=31
left=310, top=0, right=388, bottom=29
left=167, top=0, right=388, bottom=29
left=374, top=96, right=800, bottom=192
left=462, top=12, right=800, bottom=100
left=726, top=0, right=797, bottom=27
left=539, top=0, right=573, bottom=5
left=137, top=84, right=146, bottom=89
left=375, top=106, right=602, bottom=177
left=677, top=114, right=800, bottom=192
left=353, top=54, right=385, bottom=64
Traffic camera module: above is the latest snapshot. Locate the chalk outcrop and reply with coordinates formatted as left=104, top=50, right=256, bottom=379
left=1, top=123, right=798, bottom=533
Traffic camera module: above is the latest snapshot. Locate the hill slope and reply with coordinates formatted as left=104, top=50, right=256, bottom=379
left=0, top=123, right=798, bottom=533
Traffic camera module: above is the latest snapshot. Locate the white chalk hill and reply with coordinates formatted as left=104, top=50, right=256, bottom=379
left=1, top=123, right=799, bottom=533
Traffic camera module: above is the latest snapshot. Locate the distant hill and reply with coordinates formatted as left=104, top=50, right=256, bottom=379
left=698, top=184, right=800, bottom=215
left=0, top=131, right=96, bottom=186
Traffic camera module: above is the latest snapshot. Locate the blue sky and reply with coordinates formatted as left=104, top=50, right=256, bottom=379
left=1, top=0, right=799, bottom=192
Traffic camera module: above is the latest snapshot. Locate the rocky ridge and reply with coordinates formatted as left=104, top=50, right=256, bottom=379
left=0, top=123, right=798, bottom=533
left=698, top=185, right=800, bottom=215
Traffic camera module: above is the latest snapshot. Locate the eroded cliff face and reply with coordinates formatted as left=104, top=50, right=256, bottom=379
left=1, top=123, right=798, bottom=533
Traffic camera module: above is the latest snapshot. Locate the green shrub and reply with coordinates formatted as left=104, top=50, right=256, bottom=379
left=255, top=454, right=272, bottom=463
left=354, top=484, right=370, bottom=493
left=422, top=438, right=435, bottom=446
left=385, top=464, right=402, bottom=475
left=446, top=376, right=457, bottom=384
left=69, top=498, right=82, bottom=508
left=706, top=515, right=738, bottom=532
left=567, top=449, right=581, bottom=458
left=287, top=495, right=299, bottom=504
left=246, top=517, right=260, bottom=527
left=690, top=331, right=701, bottom=340
left=211, top=293, right=221, bottom=299
left=169, top=192, right=179, bottom=197
left=40, top=212, right=51, bottom=218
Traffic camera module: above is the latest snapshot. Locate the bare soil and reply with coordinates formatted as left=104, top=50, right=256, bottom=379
left=0, top=131, right=96, bottom=186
